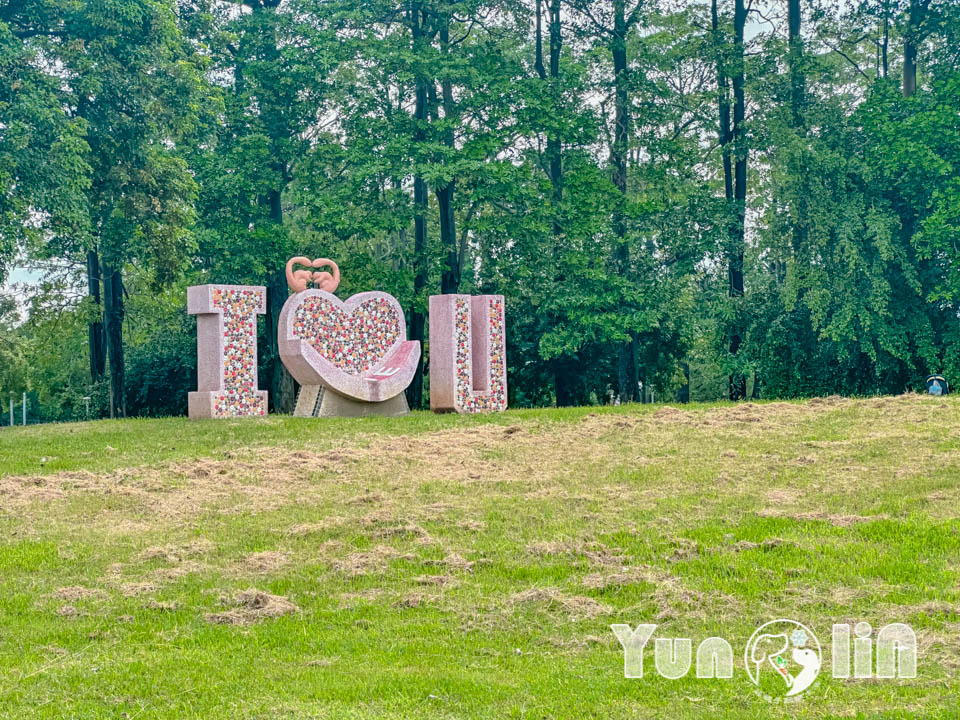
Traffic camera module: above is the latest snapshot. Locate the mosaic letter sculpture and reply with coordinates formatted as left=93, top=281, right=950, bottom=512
left=429, top=294, right=507, bottom=413
left=188, top=284, right=267, bottom=419
left=278, top=257, right=420, bottom=417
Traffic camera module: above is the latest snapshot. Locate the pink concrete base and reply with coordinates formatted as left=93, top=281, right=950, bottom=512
left=188, top=284, right=268, bottom=419
left=188, top=389, right=268, bottom=419
left=429, top=294, right=507, bottom=413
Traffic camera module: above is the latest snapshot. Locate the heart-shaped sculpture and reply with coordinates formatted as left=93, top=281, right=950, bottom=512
left=278, top=289, right=420, bottom=403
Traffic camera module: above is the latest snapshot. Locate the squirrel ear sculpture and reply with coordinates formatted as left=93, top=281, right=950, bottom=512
left=285, top=257, right=314, bottom=293
left=311, top=258, right=340, bottom=293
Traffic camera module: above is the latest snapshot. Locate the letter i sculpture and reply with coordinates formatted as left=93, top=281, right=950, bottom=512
left=188, top=285, right=268, bottom=419
left=429, top=294, right=507, bottom=413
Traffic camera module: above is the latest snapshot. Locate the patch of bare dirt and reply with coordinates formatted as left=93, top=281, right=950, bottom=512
left=582, top=568, right=648, bottom=590
left=422, top=552, right=476, bottom=572
left=915, top=601, right=960, bottom=617
left=2, top=447, right=361, bottom=520
left=666, top=538, right=700, bottom=563
left=56, top=605, right=80, bottom=617
left=51, top=586, right=104, bottom=601
left=509, top=587, right=613, bottom=620
left=728, top=538, right=792, bottom=552
left=205, top=589, right=299, bottom=625
left=119, top=582, right=156, bottom=597
left=808, top=395, right=848, bottom=407
left=150, top=560, right=207, bottom=581
left=394, top=592, right=438, bottom=609
left=138, top=539, right=213, bottom=563
left=346, top=492, right=386, bottom=506
left=756, top=509, right=887, bottom=527
left=765, top=488, right=803, bottom=505
left=526, top=540, right=627, bottom=569
left=455, top=519, right=485, bottom=532
left=144, top=599, right=179, bottom=611
left=651, top=406, right=694, bottom=422
left=242, top=551, right=289, bottom=574
left=283, top=518, right=347, bottom=536
left=332, top=545, right=415, bottom=576
left=365, top=521, right=431, bottom=543
left=414, top=574, right=457, bottom=587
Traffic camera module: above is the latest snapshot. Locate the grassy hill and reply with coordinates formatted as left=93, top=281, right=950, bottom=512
left=0, top=396, right=958, bottom=718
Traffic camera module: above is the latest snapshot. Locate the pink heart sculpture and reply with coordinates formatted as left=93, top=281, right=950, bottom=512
left=278, top=289, right=420, bottom=403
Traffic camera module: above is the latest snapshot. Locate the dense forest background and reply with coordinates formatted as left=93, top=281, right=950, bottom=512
left=1, top=0, right=959, bottom=421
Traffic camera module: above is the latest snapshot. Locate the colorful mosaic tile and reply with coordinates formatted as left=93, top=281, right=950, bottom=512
left=211, top=287, right=266, bottom=417
left=291, top=295, right=401, bottom=375
left=454, top=296, right=507, bottom=412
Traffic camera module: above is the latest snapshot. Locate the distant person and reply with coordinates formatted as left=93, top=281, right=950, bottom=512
left=926, top=374, right=950, bottom=396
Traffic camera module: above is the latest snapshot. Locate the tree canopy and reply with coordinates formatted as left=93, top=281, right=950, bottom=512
left=2, top=0, right=959, bottom=421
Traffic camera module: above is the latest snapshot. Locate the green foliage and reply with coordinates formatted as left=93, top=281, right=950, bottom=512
left=0, top=7, right=91, bottom=281
left=4, top=0, right=960, bottom=418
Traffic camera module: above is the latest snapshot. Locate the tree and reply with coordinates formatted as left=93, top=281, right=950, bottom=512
left=187, top=0, right=340, bottom=413
left=711, top=0, right=748, bottom=400
left=0, top=0, right=90, bottom=282
left=11, top=0, right=208, bottom=417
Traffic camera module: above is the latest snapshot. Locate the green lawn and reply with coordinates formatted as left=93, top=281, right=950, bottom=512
left=0, top=395, right=957, bottom=718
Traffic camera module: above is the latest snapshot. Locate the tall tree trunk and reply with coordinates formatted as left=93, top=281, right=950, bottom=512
left=612, top=0, right=637, bottom=403
left=713, top=0, right=738, bottom=401
left=902, top=0, right=924, bottom=97
left=787, top=0, right=805, bottom=128
left=534, top=0, right=564, bottom=234
left=409, top=174, right=428, bottom=410
left=713, top=0, right=733, bottom=206
left=86, top=248, right=106, bottom=383
left=903, top=39, right=917, bottom=96
left=264, top=184, right=297, bottom=414
left=728, top=0, right=747, bottom=400
left=247, top=0, right=296, bottom=414
left=102, top=263, right=124, bottom=417
left=882, top=3, right=889, bottom=78
left=710, top=0, right=733, bottom=204
left=547, top=0, right=573, bottom=405
left=787, top=0, right=807, bottom=270
left=534, top=0, right=545, bottom=79
left=714, top=0, right=744, bottom=399
left=437, top=184, right=457, bottom=293
left=436, top=18, right=459, bottom=295
left=536, top=0, right=572, bottom=406
left=547, top=0, right=562, bottom=239
left=677, top=362, right=690, bottom=404
left=406, top=3, right=429, bottom=410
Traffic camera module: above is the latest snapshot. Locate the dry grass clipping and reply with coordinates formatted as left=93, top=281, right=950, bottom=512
left=510, top=587, right=612, bottom=621
left=205, top=589, right=299, bottom=625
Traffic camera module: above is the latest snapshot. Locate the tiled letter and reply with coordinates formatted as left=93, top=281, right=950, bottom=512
left=429, top=294, right=507, bottom=413
left=188, top=284, right=267, bottom=419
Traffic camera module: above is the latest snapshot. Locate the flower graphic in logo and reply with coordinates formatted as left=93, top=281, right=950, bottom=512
left=745, top=619, right=822, bottom=703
